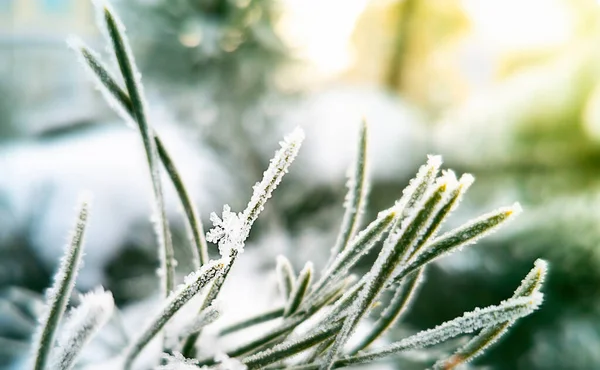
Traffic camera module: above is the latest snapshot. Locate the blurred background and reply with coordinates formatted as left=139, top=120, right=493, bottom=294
left=1, top=0, right=600, bottom=369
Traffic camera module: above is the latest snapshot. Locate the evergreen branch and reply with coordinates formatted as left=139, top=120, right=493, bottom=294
left=31, top=196, right=91, bottom=370
left=321, top=177, right=451, bottom=370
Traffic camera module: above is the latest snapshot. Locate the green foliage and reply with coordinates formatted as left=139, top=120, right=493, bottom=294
left=26, top=1, right=547, bottom=369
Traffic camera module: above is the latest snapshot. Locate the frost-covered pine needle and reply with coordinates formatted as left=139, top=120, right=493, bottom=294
left=183, top=128, right=304, bottom=355
left=320, top=176, right=452, bottom=370
left=242, top=321, right=343, bottom=369
left=179, top=303, right=221, bottom=338
left=326, top=119, right=369, bottom=269
left=388, top=203, right=522, bottom=287
left=399, top=155, right=442, bottom=215
left=341, top=293, right=543, bottom=367
left=50, top=288, right=115, bottom=370
left=433, top=259, right=548, bottom=369
left=349, top=269, right=424, bottom=354
left=310, top=207, right=397, bottom=300
left=67, top=37, right=135, bottom=128
left=123, top=260, right=225, bottom=369
left=284, top=262, right=313, bottom=317
left=277, top=255, right=296, bottom=300
left=31, top=196, right=91, bottom=370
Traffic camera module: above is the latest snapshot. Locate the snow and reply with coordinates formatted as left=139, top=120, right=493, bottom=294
left=0, top=123, right=233, bottom=290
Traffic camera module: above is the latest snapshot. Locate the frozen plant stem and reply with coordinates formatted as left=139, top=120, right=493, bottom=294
left=31, top=197, right=90, bottom=370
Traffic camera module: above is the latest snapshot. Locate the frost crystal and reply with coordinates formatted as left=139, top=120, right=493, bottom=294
left=243, top=127, right=304, bottom=228
left=207, top=205, right=247, bottom=257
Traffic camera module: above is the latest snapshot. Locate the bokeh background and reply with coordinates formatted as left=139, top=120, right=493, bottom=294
left=1, top=0, right=600, bottom=369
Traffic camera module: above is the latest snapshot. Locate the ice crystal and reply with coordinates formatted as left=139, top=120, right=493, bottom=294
left=207, top=205, right=247, bottom=257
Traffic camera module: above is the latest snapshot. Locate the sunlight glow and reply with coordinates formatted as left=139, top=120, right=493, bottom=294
left=462, top=0, right=572, bottom=50
left=278, top=0, right=370, bottom=75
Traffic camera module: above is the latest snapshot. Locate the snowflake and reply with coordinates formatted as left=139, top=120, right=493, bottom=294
left=206, top=205, right=248, bottom=257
